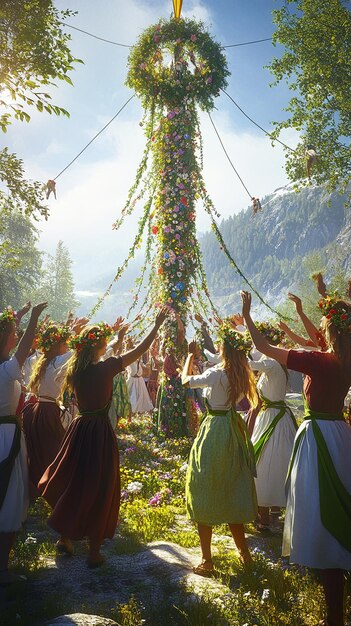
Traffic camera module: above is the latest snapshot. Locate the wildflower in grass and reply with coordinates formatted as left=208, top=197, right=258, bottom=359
left=126, top=481, right=143, bottom=494
left=261, top=588, right=270, bottom=602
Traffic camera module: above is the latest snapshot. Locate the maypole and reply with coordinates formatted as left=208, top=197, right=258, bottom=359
left=101, top=3, right=231, bottom=434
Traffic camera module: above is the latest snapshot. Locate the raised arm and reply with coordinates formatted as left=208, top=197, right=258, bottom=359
left=278, top=320, right=311, bottom=348
left=181, top=341, right=197, bottom=385
left=121, top=309, right=167, bottom=369
left=241, top=292, right=289, bottom=366
left=288, top=293, right=319, bottom=346
left=14, top=302, right=48, bottom=368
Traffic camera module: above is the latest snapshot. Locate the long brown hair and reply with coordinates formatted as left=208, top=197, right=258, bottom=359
left=59, top=325, right=105, bottom=401
left=321, top=300, right=351, bottom=371
left=220, top=342, right=258, bottom=408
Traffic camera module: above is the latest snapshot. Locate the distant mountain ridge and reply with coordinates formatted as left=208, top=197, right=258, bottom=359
left=199, top=182, right=350, bottom=315
left=77, top=182, right=350, bottom=320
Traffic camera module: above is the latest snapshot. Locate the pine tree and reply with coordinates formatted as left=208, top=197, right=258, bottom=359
left=36, top=241, right=79, bottom=321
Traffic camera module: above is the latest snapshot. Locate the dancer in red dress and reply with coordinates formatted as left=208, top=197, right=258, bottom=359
left=39, top=309, right=167, bottom=567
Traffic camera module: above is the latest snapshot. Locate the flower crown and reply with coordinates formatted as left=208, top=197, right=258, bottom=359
left=217, top=321, right=252, bottom=354
left=0, top=307, right=17, bottom=330
left=69, top=322, right=113, bottom=353
left=318, top=294, right=351, bottom=331
left=255, top=321, right=284, bottom=345
left=37, top=323, right=71, bottom=353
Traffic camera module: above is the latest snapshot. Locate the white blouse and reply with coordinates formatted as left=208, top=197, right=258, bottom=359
left=188, top=364, right=243, bottom=410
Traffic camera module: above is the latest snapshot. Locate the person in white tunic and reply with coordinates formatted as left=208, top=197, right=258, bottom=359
left=0, top=301, right=47, bottom=586
left=249, top=330, right=297, bottom=529
left=22, top=323, right=72, bottom=491
left=242, top=290, right=351, bottom=626
left=126, top=357, right=153, bottom=414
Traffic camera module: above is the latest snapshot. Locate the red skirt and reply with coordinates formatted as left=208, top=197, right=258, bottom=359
left=38, top=413, right=120, bottom=542
left=22, top=400, right=65, bottom=489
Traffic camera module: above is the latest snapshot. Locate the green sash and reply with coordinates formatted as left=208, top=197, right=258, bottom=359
left=253, top=394, right=298, bottom=464
left=286, top=402, right=351, bottom=553
left=0, top=416, right=21, bottom=510
left=205, top=401, right=256, bottom=477
left=77, top=399, right=111, bottom=418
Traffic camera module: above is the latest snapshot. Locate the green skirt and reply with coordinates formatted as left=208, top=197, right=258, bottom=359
left=186, top=411, right=257, bottom=525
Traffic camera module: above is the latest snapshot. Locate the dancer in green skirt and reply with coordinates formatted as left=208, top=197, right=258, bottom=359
left=182, top=323, right=258, bottom=576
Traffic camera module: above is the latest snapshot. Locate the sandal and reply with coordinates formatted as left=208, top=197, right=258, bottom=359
left=192, top=559, right=214, bottom=577
left=56, top=539, right=74, bottom=556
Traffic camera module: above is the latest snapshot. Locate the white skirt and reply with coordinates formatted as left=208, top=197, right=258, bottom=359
left=252, top=407, right=297, bottom=507
left=127, top=377, right=153, bottom=413
left=0, top=425, right=29, bottom=532
left=282, top=419, right=351, bottom=569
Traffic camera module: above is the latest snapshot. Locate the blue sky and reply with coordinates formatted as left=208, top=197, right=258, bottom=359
left=4, top=0, right=298, bottom=289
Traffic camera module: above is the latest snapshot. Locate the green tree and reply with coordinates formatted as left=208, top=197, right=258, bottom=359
left=0, top=0, right=82, bottom=221
left=269, top=0, right=351, bottom=195
left=0, top=0, right=81, bottom=131
left=34, top=241, right=79, bottom=320
left=0, top=210, right=42, bottom=309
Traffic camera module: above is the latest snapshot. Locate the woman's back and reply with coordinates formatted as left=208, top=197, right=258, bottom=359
left=75, top=357, right=123, bottom=412
left=188, top=365, right=243, bottom=410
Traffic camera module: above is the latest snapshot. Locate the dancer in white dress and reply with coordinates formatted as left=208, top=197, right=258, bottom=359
left=242, top=291, right=351, bottom=626
left=0, top=301, right=47, bottom=585
left=22, top=323, right=72, bottom=490
left=126, top=357, right=153, bottom=414
left=249, top=331, right=297, bottom=529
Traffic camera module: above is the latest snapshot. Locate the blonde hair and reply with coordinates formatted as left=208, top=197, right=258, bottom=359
left=29, top=333, right=67, bottom=394
left=220, top=341, right=258, bottom=408
left=321, top=300, right=351, bottom=371
left=59, top=325, right=105, bottom=401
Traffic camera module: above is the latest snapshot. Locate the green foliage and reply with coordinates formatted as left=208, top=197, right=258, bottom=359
left=268, top=0, right=351, bottom=196
left=32, top=240, right=79, bottom=320
left=0, top=209, right=42, bottom=309
left=0, top=0, right=82, bottom=131
left=127, top=17, right=229, bottom=111
left=0, top=148, right=48, bottom=219
left=112, top=594, right=145, bottom=626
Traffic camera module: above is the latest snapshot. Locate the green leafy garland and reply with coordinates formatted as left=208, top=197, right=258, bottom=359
left=126, top=18, right=229, bottom=111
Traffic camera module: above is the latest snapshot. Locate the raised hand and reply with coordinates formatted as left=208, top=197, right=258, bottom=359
left=17, top=301, right=31, bottom=321
left=155, top=306, right=169, bottom=328
left=113, top=316, right=124, bottom=332
left=31, top=302, right=48, bottom=319
left=240, top=291, right=252, bottom=317
left=278, top=320, right=289, bottom=333
left=117, top=323, right=129, bottom=341
left=231, top=313, right=244, bottom=327
left=188, top=340, right=198, bottom=355
left=288, top=293, right=303, bottom=315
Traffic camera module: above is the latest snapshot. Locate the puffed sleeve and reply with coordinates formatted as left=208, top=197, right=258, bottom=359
left=0, top=356, right=22, bottom=381
left=248, top=356, right=276, bottom=372
left=100, top=356, right=124, bottom=378
left=287, top=349, right=324, bottom=376
left=187, top=367, right=220, bottom=389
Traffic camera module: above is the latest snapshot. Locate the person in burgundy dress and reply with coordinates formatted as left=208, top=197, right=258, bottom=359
left=241, top=291, right=351, bottom=626
left=39, top=309, right=167, bottom=568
